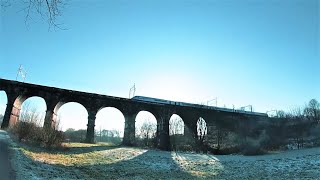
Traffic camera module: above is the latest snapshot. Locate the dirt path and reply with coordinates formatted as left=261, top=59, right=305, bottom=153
left=0, top=130, right=15, bottom=180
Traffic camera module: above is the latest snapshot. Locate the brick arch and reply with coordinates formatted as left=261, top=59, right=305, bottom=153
left=10, top=95, right=47, bottom=126
left=19, top=96, right=47, bottom=121
left=97, top=105, right=125, bottom=118
left=13, top=95, right=32, bottom=109
left=135, top=106, right=159, bottom=121
left=135, top=110, right=158, bottom=130
left=53, top=101, right=89, bottom=128
left=53, top=97, right=90, bottom=114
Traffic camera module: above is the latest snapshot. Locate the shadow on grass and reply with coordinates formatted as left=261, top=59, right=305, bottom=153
left=10, top=134, right=221, bottom=179
left=16, top=146, right=205, bottom=179
left=67, top=150, right=198, bottom=179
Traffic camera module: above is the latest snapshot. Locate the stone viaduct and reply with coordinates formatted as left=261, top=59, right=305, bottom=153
left=0, top=78, right=269, bottom=150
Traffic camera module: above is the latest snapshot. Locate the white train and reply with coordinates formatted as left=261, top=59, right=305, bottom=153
left=132, top=96, right=268, bottom=117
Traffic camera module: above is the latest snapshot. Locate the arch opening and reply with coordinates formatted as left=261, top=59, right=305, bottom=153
left=169, top=114, right=186, bottom=150
left=95, top=107, right=125, bottom=145
left=0, top=91, right=8, bottom=126
left=135, top=111, right=157, bottom=147
left=57, top=102, right=88, bottom=142
left=19, top=96, right=47, bottom=126
left=169, top=114, right=184, bottom=136
left=197, top=117, right=207, bottom=141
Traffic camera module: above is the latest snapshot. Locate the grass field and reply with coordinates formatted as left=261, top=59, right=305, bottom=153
left=14, top=142, right=222, bottom=179
left=8, top=138, right=320, bottom=179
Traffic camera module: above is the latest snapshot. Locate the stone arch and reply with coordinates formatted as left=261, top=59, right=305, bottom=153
left=55, top=102, right=88, bottom=133
left=7, top=94, right=47, bottom=126
left=12, top=95, right=27, bottom=110
left=95, top=107, right=125, bottom=144
left=19, top=96, right=47, bottom=126
left=135, top=111, right=157, bottom=146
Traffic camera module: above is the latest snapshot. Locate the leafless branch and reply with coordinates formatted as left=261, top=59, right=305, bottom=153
left=0, top=0, right=11, bottom=8
left=19, top=0, right=66, bottom=30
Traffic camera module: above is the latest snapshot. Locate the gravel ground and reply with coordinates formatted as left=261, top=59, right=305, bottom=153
left=3, top=130, right=320, bottom=179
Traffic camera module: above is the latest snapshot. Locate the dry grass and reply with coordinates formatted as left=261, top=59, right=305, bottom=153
left=22, top=148, right=101, bottom=166
left=16, top=142, right=209, bottom=179
left=22, top=143, right=138, bottom=166
left=62, top=142, right=113, bottom=148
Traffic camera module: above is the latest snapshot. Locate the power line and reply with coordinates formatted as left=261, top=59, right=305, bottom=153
left=129, top=83, right=136, bottom=98
left=207, top=97, right=217, bottom=107
left=16, top=64, right=27, bottom=82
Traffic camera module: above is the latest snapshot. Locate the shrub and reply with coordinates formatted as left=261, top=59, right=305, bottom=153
left=11, top=120, right=65, bottom=149
left=135, top=136, right=157, bottom=148
left=41, top=127, right=65, bottom=149
left=12, top=121, right=38, bottom=142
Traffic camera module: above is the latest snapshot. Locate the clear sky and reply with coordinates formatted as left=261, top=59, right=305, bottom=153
left=0, top=0, right=319, bottom=131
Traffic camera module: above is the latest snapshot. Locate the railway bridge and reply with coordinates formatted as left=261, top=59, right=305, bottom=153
left=0, top=78, right=268, bottom=150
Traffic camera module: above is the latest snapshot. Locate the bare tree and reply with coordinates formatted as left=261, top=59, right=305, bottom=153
left=197, top=117, right=207, bottom=141
left=136, top=118, right=157, bottom=147
left=288, top=107, right=304, bottom=119
left=287, top=107, right=307, bottom=149
left=1, top=0, right=65, bottom=29
left=169, top=117, right=185, bottom=150
left=195, top=117, right=208, bottom=152
left=139, top=118, right=156, bottom=140
left=276, top=110, right=286, bottom=118
left=20, top=102, right=42, bottom=126
left=169, top=117, right=184, bottom=136
left=304, top=99, right=320, bottom=123
left=0, top=0, right=10, bottom=7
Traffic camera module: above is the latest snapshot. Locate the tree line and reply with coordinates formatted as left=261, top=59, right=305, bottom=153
left=267, top=99, right=320, bottom=150
left=206, top=98, right=320, bottom=155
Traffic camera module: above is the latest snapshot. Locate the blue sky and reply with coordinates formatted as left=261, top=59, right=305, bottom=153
left=0, top=0, right=319, bottom=130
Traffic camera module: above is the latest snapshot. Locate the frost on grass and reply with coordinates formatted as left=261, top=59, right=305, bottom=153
left=5, top=134, right=320, bottom=179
